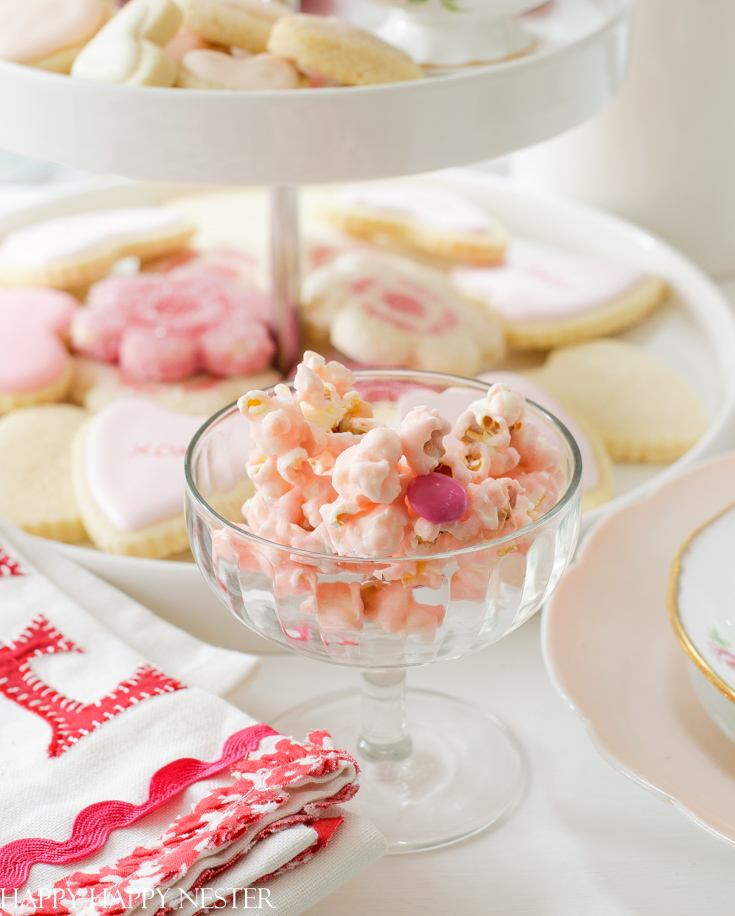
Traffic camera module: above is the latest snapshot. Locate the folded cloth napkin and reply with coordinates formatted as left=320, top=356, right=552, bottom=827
left=0, top=524, right=385, bottom=916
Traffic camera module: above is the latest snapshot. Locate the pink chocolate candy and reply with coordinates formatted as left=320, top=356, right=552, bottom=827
left=407, top=472, right=468, bottom=525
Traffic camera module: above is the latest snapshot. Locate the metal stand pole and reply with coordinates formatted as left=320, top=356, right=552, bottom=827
left=269, top=184, right=301, bottom=376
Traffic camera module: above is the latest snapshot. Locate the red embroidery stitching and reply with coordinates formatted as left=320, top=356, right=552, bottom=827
left=0, top=616, right=184, bottom=758
left=0, top=549, right=24, bottom=577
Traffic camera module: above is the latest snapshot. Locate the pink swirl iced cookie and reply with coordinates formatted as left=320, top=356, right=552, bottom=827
left=177, top=48, right=300, bottom=90
left=324, top=185, right=509, bottom=266
left=301, top=251, right=505, bottom=375
left=71, top=269, right=276, bottom=382
left=452, top=253, right=667, bottom=350
left=0, top=206, right=196, bottom=291
left=0, top=288, right=78, bottom=415
left=71, top=0, right=183, bottom=86
left=177, top=0, right=292, bottom=54
left=143, top=246, right=266, bottom=292
left=0, top=0, right=113, bottom=73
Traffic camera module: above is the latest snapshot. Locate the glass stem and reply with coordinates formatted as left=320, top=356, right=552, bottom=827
left=357, top=669, right=413, bottom=764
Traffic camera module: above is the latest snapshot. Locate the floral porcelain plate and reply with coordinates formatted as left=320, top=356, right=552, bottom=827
left=543, top=450, right=735, bottom=847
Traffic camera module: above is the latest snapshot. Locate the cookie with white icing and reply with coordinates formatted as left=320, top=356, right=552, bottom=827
left=525, top=338, right=709, bottom=463
left=0, top=0, right=113, bottom=73
left=301, top=250, right=505, bottom=375
left=0, top=206, right=195, bottom=290
left=71, top=0, right=182, bottom=86
left=324, top=185, right=508, bottom=265
left=452, top=253, right=667, bottom=349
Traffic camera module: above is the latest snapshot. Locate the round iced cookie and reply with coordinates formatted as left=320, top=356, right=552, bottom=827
left=0, top=0, right=113, bottom=73
left=301, top=250, right=505, bottom=375
left=72, top=399, right=253, bottom=557
left=267, top=14, right=424, bottom=86
left=177, top=48, right=300, bottom=89
left=452, top=254, right=667, bottom=350
left=525, top=338, right=709, bottom=463
left=177, top=0, right=291, bottom=54
left=0, top=288, right=78, bottom=415
left=0, top=405, right=89, bottom=543
left=71, top=0, right=183, bottom=85
left=324, top=185, right=509, bottom=266
left=0, top=206, right=196, bottom=290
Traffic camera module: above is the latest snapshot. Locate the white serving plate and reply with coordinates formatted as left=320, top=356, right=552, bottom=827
left=2, top=168, right=734, bottom=653
left=542, top=451, right=735, bottom=847
left=0, top=0, right=632, bottom=185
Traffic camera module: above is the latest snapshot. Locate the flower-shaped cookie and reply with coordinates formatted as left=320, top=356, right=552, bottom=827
left=0, top=288, right=78, bottom=413
left=71, top=270, right=275, bottom=382
left=301, top=251, right=505, bottom=375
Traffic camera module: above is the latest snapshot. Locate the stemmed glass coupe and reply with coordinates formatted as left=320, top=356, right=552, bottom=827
left=184, top=370, right=582, bottom=852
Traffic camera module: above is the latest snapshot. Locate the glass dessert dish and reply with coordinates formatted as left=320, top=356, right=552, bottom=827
left=185, top=368, right=582, bottom=852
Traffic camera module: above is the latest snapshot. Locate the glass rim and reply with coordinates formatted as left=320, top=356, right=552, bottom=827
left=184, top=368, right=583, bottom=565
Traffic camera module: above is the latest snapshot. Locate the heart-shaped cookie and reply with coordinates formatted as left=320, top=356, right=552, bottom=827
left=71, top=0, right=182, bottom=86
left=0, top=288, right=78, bottom=414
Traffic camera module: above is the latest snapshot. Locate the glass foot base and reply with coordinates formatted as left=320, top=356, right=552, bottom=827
left=272, top=688, right=526, bottom=854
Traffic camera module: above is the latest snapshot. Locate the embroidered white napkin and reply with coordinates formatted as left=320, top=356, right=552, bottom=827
left=0, top=524, right=384, bottom=916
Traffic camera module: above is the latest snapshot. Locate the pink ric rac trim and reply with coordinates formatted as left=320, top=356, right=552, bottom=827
left=0, top=723, right=277, bottom=892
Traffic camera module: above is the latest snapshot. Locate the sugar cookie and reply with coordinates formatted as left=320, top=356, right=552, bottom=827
left=177, top=48, right=300, bottom=90
left=71, top=270, right=275, bottom=382
left=71, top=0, right=182, bottom=86
left=267, top=14, right=424, bottom=86
left=453, top=254, right=667, bottom=349
left=177, top=0, right=291, bottom=54
left=525, top=338, right=709, bottom=463
left=324, top=185, right=508, bottom=266
left=0, top=207, right=195, bottom=290
left=73, top=399, right=251, bottom=557
left=0, top=289, right=78, bottom=415
left=478, top=371, right=614, bottom=512
left=71, top=356, right=280, bottom=415
left=301, top=250, right=505, bottom=375
left=0, top=0, right=113, bottom=73
left=0, top=405, right=88, bottom=543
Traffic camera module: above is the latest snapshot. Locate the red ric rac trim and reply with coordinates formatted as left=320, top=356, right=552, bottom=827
left=0, top=724, right=278, bottom=892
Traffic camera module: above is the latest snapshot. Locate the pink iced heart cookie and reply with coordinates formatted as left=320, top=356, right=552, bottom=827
left=0, top=288, right=78, bottom=415
left=301, top=251, right=505, bottom=375
left=73, top=399, right=254, bottom=556
left=71, top=270, right=275, bottom=382
left=0, top=0, right=112, bottom=72
left=177, top=48, right=300, bottom=90
left=452, top=253, right=667, bottom=349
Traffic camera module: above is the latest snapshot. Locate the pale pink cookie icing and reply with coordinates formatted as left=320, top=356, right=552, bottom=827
left=452, top=255, right=647, bottom=322
left=0, top=0, right=108, bottom=64
left=0, top=289, right=77, bottom=392
left=145, top=247, right=265, bottom=294
left=337, top=186, right=497, bottom=235
left=0, top=208, right=189, bottom=268
left=165, top=29, right=218, bottom=60
left=182, top=49, right=299, bottom=89
left=71, top=270, right=275, bottom=382
left=85, top=399, right=205, bottom=530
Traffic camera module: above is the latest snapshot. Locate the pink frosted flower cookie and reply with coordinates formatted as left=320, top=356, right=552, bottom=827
left=0, top=206, right=196, bottom=291
left=452, top=253, right=667, bottom=350
left=301, top=251, right=505, bottom=375
left=0, top=0, right=113, bottom=73
left=323, top=185, right=509, bottom=266
left=0, top=288, right=78, bottom=415
left=71, top=270, right=276, bottom=382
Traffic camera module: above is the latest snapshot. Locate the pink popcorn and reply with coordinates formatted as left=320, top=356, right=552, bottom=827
left=398, top=406, right=451, bottom=476
left=72, top=271, right=275, bottom=382
left=362, top=580, right=445, bottom=638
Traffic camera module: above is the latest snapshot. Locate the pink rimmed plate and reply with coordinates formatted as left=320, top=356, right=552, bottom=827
left=542, top=450, right=735, bottom=846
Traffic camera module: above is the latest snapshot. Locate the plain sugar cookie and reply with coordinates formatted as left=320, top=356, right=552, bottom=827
left=177, top=0, right=291, bottom=54
left=525, top=338, right=709, bottom=463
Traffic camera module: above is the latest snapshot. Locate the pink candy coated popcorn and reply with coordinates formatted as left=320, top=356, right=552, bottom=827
left=71, top=271, right=275, bottom=382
